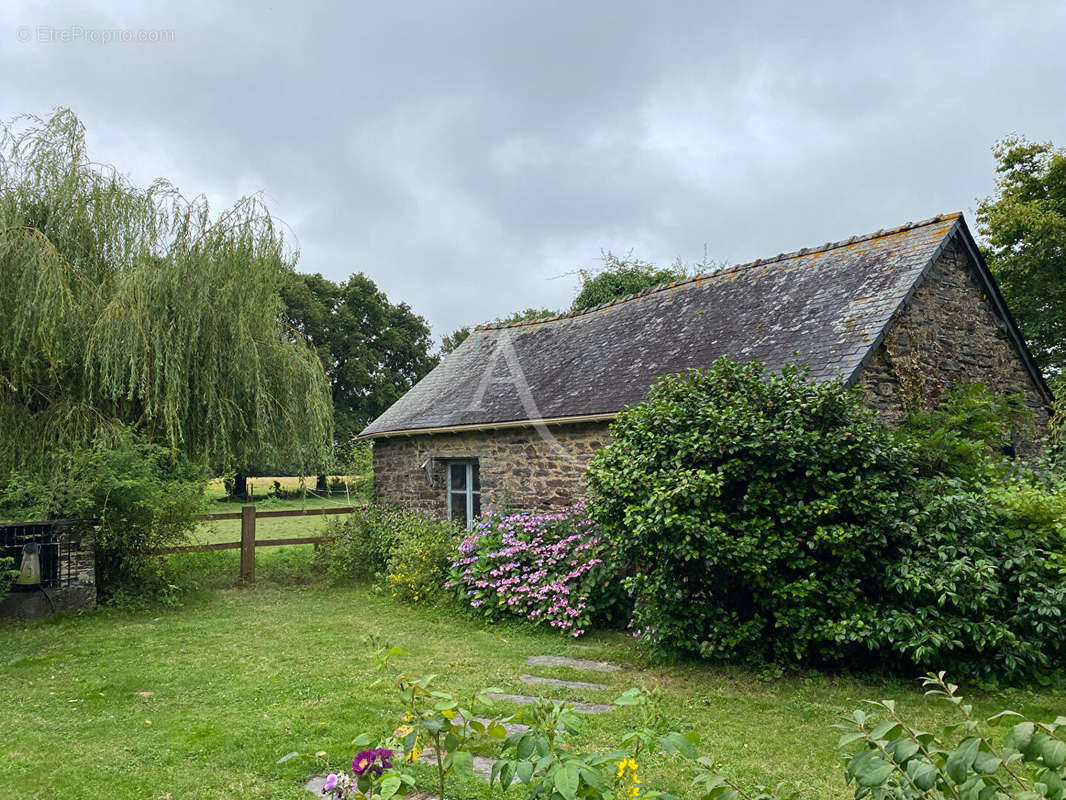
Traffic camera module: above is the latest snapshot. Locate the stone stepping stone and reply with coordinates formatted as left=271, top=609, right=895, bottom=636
left=525, top=655, right=622, bottom=672
left=519, top=673, right=608, bottom=691
left=483, top=692, right=613, bottom=714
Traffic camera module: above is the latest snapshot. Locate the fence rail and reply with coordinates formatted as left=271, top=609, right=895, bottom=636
left=157, top=504, right=360, bottom=582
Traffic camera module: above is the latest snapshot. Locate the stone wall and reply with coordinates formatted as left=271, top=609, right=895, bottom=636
left=372, top=421, right=610, bottom=517
left=857, top=236, right=1050, bottom=448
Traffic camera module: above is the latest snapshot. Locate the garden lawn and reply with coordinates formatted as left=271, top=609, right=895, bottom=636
left=1, top=580, right=1063, bottom=800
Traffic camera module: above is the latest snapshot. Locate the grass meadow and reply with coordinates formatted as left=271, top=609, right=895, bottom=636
left=1, top=543, right=1064, bottom=799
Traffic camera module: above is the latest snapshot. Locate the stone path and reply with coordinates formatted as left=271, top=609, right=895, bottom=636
left=518, top=673, right=608, bottom=691
left=306, top=649, right=625, bottom=796
left=524, top=655, right=621, bottom=672
left=483, top=692, right=614, bottom=714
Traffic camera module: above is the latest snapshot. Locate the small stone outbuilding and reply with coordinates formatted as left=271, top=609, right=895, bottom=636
left=360, top=213, right=1053, bottom=528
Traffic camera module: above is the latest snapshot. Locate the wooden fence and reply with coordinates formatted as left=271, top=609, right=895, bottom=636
left=157, top=505, right=359, bottom=583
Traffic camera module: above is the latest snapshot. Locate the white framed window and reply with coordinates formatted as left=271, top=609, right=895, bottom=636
left=446, top=461, right=480, bottom=530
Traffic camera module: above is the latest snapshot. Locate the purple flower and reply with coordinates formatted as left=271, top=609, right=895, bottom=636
left=323, top=774, right=340, bottom=792
left=352, top=748, right=394, bottom=777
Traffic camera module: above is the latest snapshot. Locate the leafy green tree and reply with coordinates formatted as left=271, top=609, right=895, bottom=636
left=282, top=271, right=437, bottom=448
left=977, top=136, right=1066, bottom=386
left=0, top=109, right=333, bottom=477
left=440, top=308, right=556, bottom=355
left=570, top=252, right=687, bottom=312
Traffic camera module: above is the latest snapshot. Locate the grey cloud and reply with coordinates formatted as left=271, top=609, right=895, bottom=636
left=1, top=0, right=1064, bottom=339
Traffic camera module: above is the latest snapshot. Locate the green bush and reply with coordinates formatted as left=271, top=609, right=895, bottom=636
left=896, top=382, right=1030, bottom=480
left=385, top=512, right=459, bottom=603
left=0, top=555, right=15, bottom=594
left=321, top=505, right=458, bottom=601
left=834, top=476, right=1066, bottom=680
left=0, top=429, right=205, bottom=601
left=320, top=506, right=401, bottom=583
left=586, top=359, right=913, bottom=665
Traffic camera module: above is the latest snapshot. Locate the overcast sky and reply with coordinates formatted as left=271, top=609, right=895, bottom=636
left=2, top=1, right=1064, bottom=342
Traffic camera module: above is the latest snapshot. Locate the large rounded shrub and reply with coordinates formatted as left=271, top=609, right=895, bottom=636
left=586, top=358, right=913, bottom=665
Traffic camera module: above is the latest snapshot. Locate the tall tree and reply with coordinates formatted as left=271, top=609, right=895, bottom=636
left=977, top=136, right=1066, bottom=387
left=283, top=271, right=437, bottom=446
left=0, top=109, right=333, bottom=476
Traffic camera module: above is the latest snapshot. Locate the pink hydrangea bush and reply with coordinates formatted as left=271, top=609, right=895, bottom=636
left=447, top=502, right=625, bottom=636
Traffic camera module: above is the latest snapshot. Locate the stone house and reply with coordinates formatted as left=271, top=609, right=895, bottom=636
left=360, top=213, right=1053, bottom=528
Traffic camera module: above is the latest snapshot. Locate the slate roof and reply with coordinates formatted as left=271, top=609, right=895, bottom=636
left=360, top=213, right=1042, bottom=438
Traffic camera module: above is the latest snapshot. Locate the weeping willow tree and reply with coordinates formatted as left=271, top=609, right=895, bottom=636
left=0, top=109, right=333, bottom=476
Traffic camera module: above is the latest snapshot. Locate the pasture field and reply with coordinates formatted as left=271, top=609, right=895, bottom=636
left=194, top=476, right=369, bottom=545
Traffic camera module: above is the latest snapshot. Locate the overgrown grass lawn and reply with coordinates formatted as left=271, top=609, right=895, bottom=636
left=1, top=578, right=1062, bottom=799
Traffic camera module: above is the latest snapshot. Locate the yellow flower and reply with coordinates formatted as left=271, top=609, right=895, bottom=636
left=405, top=746, right=422, bottom=763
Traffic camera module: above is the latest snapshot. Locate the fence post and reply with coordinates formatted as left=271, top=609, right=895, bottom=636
left=240, top=505, right=256, bottom=583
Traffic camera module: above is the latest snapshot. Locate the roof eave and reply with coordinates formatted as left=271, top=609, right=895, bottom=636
left=357, top=412, right=619, bottom=440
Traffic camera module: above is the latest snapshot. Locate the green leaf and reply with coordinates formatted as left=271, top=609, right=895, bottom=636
left=1004, top=721, right=1035, bottom=752
left=554, top=762, right=580, bottom=800
left=972, top=749, right=1002, bottom=775
left=275, top=751, right=299, bottom=764
left=945, top=737, right=981, bottom=784
left=854, top=756, right=896, bottom=788
left=888, top=738, right=920, bottom=763
left=379, top=775, right=402, bottom=800
left=516, top=760, right=534, bottom=784
left=1041, top=737, right=1066, bottom=769
left=451, top=750, right=474, bottom=777
left=613, top=688, right=644, bottom=706
left=516, top=734, right=535, bottom=760
left=869, top=721, right=901, bottom=741
left=351, top=733, right=372, bottom=747
left=906, top=759, right=939, bottom=791
left=500, top=760, right=517, bottom=787
left=659, top=731, right=698, bottom=759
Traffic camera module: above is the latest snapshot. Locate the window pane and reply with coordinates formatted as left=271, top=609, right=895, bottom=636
left=449, top=463, right=466, bottom=490
left=472, top=465, right=480, bottom=491
left=450, top=492, right=467, bottom=527
left=472, top=492, right=481, bottom=519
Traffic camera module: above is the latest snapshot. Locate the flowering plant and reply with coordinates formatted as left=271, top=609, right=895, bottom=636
left=316, top=742, right=414, bottom=800
left=448, top=502, right=626, bottom=636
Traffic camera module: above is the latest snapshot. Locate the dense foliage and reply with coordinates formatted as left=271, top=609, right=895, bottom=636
left=321, top=505, right=458, bottom=602
left=0, top=109, right=333, bottom=477
left=977, top=136, right=1066, bottom=388
left=448, top=504, right=630, bottom=636
left=570, top=252, right=687, bottom=312
left=842, top=476, right=1066, bottom=680
left=384, top=512, right=459, bottom=603
left=320, top=506, right=402, bottom=583
left=282, top=272, right=437, bottom=447
left=587, top=360, right=1066, bottom=680
left=0, top=429, right=205, bottom=599
left=587, top=359, right=913, bottom=664
left=0, top=556, right=15, bottom=595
